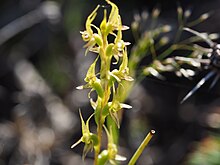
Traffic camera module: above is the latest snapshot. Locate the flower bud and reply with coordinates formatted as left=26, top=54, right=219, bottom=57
left=100, top=9, right=107, bottom=33
left=98, top=150, right=109, bottom=165
left=90, top=133, right=99, bottom=146
left=106, top=44, right=114, bottom=57
left=200, top=13, right=210, bottom=21
left=93, top=33, right=103, bottom=46
left=84, top=57, right=98, bottom=82
left=92, top=81, right=104, bottom=98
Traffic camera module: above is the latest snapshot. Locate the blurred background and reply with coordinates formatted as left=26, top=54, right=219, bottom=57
left=1, top=0, right=220, bottom=165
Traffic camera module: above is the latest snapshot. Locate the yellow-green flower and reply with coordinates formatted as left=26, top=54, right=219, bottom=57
left=80, top=5, right=103, bottom=54
left=107, top=85, right=132, bottom=127
left=76, top=57, right=104, bottom=98
left=71, top=110, right=98, bottom=159
left=111, top=48, right=134, bottom=82
left=97, top=126, right=126, bottom=165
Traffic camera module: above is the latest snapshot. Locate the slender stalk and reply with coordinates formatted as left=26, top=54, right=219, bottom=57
left=157, top=44, right=196, bottom=60
left=94, top=32, right=112, bottom=165
left=128, top=130, right=155, bottom=165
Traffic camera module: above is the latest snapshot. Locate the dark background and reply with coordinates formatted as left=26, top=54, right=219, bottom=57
left=1, top=0, right=220, bottom=165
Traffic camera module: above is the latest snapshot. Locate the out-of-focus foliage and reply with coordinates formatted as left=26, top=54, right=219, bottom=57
left=129, top=6, right=216, bottom=81
left=128, top=6, right=220, bottom=104
left=186, top=135, right=220, bottom=165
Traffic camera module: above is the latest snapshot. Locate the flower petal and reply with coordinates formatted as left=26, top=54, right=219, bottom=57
left=115, top=154, right=127, bottom=161
left=71, top=138, right=82, bottom=148
left=120, top=103, right=132, bottom=109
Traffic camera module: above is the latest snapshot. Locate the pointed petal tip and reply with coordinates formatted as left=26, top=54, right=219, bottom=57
left=70, top=144, right=75, bottom=149
left=115, top=154, right=127, bottom=161
left=124, top=42, right=131, bottom=46
left=120, top=103, right=132, bottom=109
left=125, top=76, right=134, bottom=81
left=71, top=138, right=82, bottom=149
left=76, top=85, right=84, bottom=90
left=122, top=25, right=130, bottom=30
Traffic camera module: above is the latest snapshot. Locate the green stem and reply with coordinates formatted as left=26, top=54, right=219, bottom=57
left=157, top=44, right=196, bottom=60
left=94, top=33, right=111, bottom=165
left=107, top=115, right=119, bottom=144
left=128, top=130, right=155, bottom=165
left=174, top=25, right=183, bottom=43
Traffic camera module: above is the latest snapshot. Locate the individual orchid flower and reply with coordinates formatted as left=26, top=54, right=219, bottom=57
left=101, top=0, right=129, bottom=35
left=71, top=110, right=98, bottom=159
left=108, top=85, right=132, bottom=128
left=80, top=5, right=103, bottom=54
left=97, top=126, right=127, bottom=165
left=80, top=5, right=99, bottom=43
left=111, top=16, right=130, bottom=64
left=108, top=100, right=132, bottom=128
left=80, top=5, right=99, bottom=42
left=106, top=0, right=119, bottom=30
left=106, top=0, right=129, bottom=32
left=99, top=0, right=119, bottom=35
left=111, top=48, right=134, bottom=82
left=76, top=57, right=104, bottom=98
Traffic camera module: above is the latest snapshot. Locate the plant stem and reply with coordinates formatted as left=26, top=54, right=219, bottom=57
left=128, top=130, right=155, bottom=165
left=94, top=33, right=111, bottom=165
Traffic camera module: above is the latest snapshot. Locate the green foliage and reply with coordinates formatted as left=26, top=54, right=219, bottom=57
left=186, top=135, right=220, bottom=165
left=129, top=6, right=216, bottom=81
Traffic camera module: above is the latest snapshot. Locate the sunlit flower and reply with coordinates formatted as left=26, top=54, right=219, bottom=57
left=107, top=84, right=132, bottom=128
left=71, top=110, right=98, bottom=159
left=97, top=126, right=126, bottom=165
left=76, top=57, right=104, bottom=98
left=111, top=48, right=134, bottom=82
left=80, top=5, right=103, bottom=54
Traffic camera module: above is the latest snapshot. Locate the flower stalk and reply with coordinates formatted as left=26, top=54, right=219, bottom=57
left=72, top=1, right=134, bottom=164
